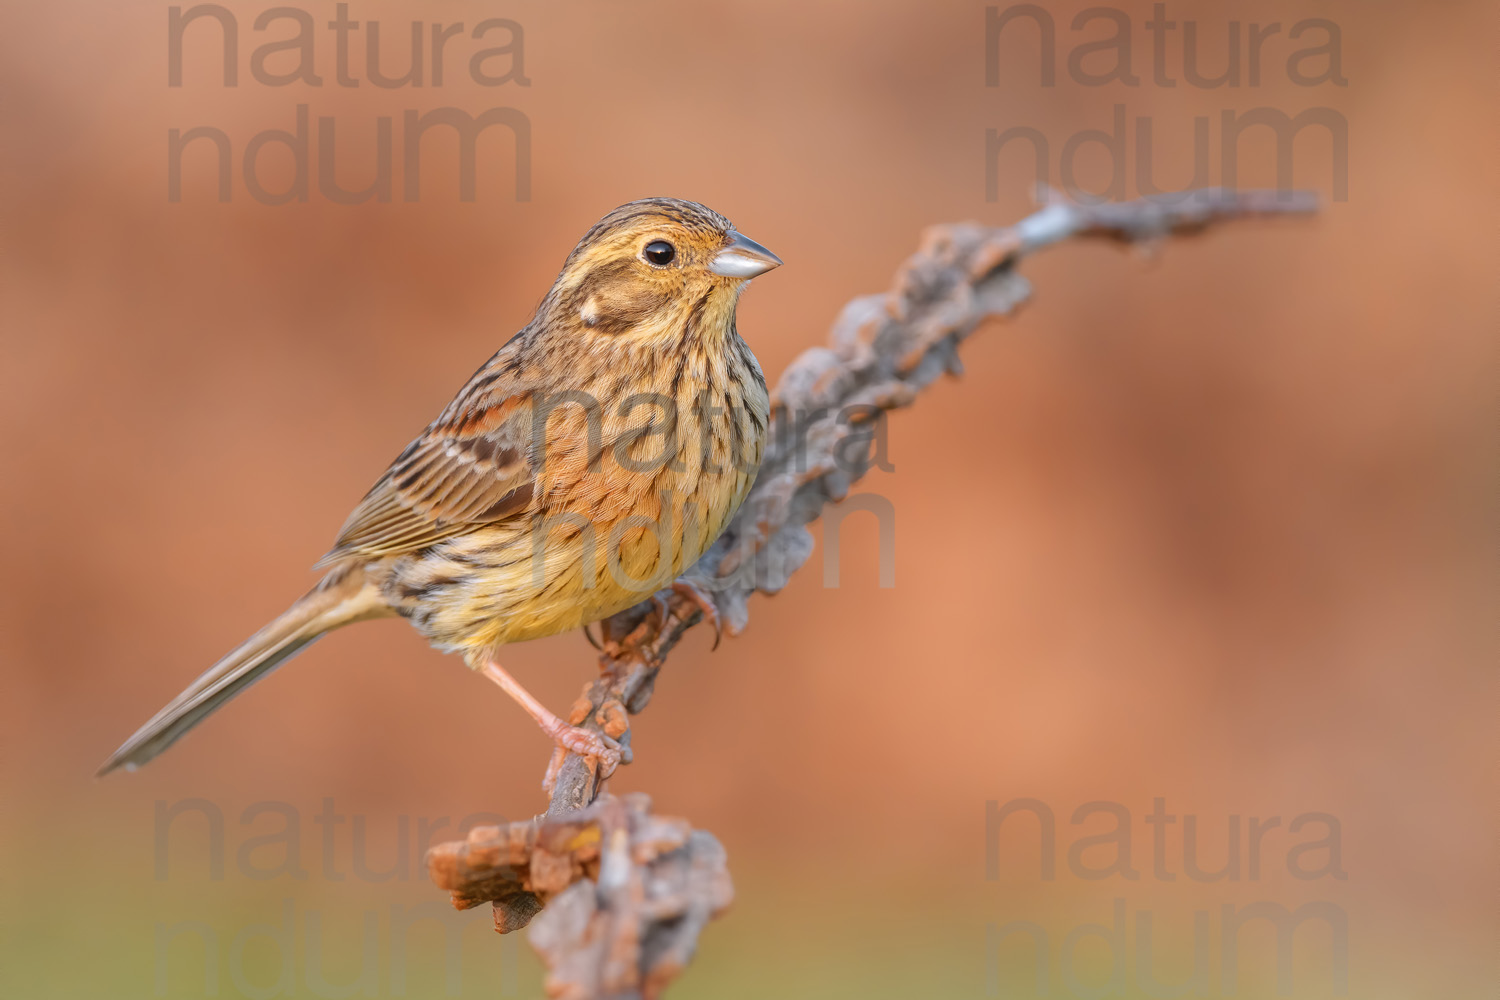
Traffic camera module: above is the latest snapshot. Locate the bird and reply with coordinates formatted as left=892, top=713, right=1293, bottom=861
left=98, top=198, right=780, bottom=778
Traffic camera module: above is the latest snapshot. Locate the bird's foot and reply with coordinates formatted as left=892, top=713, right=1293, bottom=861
left=541, top=716, right=622, bottom=774
left=669, top=579, right=722, bottom=649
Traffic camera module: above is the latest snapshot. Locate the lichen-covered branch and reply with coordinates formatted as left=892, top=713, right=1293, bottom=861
left=424, top=188, right=1317, bottom=999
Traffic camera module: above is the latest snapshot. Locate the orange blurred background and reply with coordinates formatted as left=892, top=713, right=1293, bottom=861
left=1, top=1, right=1492, bottom=997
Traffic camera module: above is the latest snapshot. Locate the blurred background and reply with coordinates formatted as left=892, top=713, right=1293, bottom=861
left=1, top=1, right=1492, bottom=997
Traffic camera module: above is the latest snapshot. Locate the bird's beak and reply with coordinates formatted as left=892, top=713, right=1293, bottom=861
left=709, top=231, right=783, bottom=278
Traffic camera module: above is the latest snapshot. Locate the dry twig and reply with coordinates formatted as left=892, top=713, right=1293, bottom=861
left=425, top=188, right=1317, bottom=998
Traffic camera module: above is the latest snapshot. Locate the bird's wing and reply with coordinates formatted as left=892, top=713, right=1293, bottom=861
left=316, top=373, right=538, bottom=567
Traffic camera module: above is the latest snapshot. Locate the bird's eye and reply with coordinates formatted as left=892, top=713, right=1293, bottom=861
left=643, top=240, right=676, bottom=266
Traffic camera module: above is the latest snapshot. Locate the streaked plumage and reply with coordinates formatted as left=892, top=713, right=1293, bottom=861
left=100, top=198, right=779, bottom=776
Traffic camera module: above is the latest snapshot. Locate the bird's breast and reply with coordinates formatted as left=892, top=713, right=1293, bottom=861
left=386, top=348, right=768, bottom=657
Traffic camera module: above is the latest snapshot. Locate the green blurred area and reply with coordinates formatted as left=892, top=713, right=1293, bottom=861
left=4, top=797, right=1474, bottom=999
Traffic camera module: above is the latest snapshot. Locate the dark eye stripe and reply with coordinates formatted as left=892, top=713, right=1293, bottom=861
left=568, top=258, right=671, bottom=334
left=573, top=258, right=638, bottom=300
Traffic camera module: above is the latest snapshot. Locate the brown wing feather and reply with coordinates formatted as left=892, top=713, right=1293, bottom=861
left=316, top=362, right=538, bottom=568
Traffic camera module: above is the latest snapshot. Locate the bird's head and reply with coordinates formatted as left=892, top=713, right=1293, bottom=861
left=541, top=198, right=782, bottom=345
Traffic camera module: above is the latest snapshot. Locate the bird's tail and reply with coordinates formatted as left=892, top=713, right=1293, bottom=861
left=97, top=567, right=392, bottom=776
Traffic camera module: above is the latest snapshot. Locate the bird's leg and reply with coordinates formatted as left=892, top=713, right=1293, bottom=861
left=670, top=579, right=722, bottom=650
left=480, top=661, right=621, bottom=778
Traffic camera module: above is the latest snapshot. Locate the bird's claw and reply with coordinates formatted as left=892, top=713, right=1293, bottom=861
left=670, top=580, right=722, bottom=650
